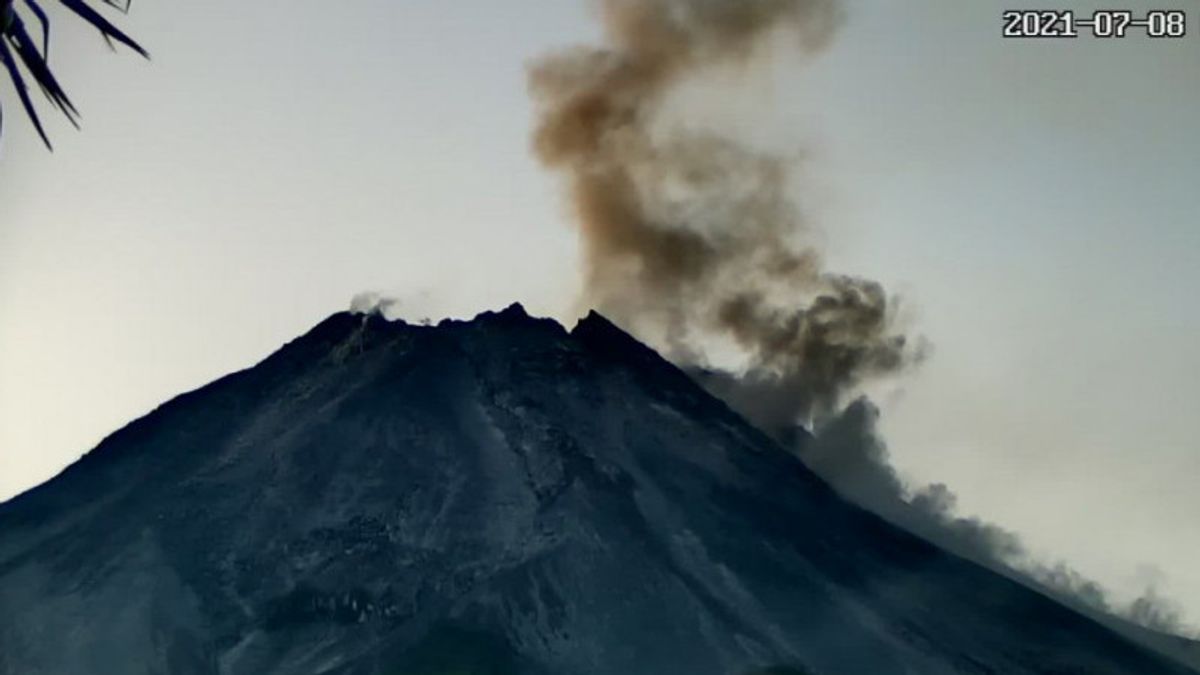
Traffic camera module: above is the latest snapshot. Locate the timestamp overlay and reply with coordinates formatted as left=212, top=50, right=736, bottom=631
left=1002, top=9, right=1188, bottom=38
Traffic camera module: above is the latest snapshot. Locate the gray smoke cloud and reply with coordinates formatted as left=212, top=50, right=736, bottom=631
left=803, top=400, right=1197, bottom=641
left=349, top=292, right=399, bottom=316
left=803, top=399, right=1026, bottom=565
left=529, top=0, right=914, bottom=423
left=530, top=0, right=1194, bottom=645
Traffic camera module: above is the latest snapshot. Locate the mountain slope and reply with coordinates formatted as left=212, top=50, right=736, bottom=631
left=0, top=304, right=1192, bottom=675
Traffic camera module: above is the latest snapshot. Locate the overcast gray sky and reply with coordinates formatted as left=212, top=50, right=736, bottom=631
left=1, top=0, right=1197, bottom=628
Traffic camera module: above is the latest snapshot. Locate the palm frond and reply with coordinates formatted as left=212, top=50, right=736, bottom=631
left=0, top=36, right=52, bottom=148
left=21, top=0, right=49, bottom=57
left=1, top=0, right=147, bottom=151
left=8, top=14, right=78, bottom=123
left=58, top=0, right=147, bottom=58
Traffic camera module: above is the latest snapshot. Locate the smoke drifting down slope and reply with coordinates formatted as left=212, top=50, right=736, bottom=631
left=527, top=0, right=1195, bottom=642
left=804, top=400, right=1196, bottom=643
left=529, top=0, right=915, bottom=423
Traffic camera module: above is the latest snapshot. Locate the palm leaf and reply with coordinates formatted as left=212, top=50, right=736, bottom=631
left=8, top=14, right=78, bottom=123
left=1, top=0, right=146, bottom=151
left=20, top=0, right=48, bottom=57
left=58, top=0, right=147, bottom=58
left=0, top=35, right=52, bottom=148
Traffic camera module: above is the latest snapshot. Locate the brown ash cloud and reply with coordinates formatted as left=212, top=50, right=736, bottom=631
left=529, top=0, right=912, bottom=424
left=528, top=0, right=1193, bottom=640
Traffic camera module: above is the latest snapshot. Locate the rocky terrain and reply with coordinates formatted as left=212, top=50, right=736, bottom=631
left=0, top=304, right=1193, bottom=674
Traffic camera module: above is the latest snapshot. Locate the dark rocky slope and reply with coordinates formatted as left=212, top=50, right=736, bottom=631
left=0, top=305, right=1192, bottom=675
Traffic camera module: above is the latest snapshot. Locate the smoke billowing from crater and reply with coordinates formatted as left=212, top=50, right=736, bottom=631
left=529, top=0, right=914, bottom=424
left=529, top=0, right=1193, bottom=641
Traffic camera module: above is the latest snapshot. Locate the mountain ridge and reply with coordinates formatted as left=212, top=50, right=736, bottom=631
left=0, top=304, right=1193, bottom=675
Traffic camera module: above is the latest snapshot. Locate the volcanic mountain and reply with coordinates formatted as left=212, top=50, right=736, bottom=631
left=0, top=305, right=1193, bottom=675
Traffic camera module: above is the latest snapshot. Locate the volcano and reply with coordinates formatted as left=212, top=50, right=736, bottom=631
left=0, top=305, right=1192, bottom=674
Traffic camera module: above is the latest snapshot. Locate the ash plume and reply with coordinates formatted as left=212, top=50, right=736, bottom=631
left=529, top=0, right=1194, bottom=642
left=805, top=400, right=1197, bottom=639
left=529, top=0, right=913, bottom=423
left=349, top=292, right=399, bottom=317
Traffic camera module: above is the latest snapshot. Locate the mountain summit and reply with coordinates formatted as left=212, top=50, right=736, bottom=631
left=0, top=305, right=1192, bottom=674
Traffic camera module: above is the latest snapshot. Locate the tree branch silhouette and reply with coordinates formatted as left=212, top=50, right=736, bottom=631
left=1, top=0, right=146, bottom=151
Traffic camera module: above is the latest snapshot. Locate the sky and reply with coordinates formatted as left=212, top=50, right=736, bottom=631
left=1, top=0, right=1198, bottom=628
